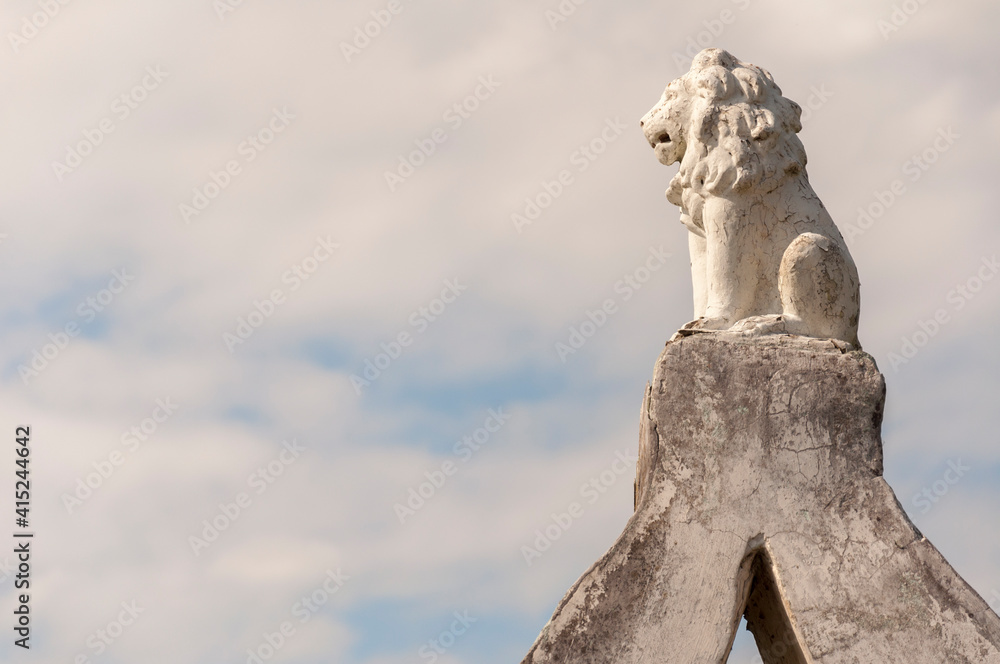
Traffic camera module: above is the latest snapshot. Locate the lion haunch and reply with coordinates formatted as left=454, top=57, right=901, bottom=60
left=641, top=48, right=861, bottom=346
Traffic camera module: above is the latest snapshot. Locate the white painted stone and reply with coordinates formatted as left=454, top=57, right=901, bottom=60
left=640, top=48, right=860, bottom=346
left=520, top=50, right=999, bottom=663
left=521, top=334, right=1000, bottom=663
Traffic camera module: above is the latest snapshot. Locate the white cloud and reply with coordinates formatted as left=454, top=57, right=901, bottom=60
left=0, top=0, right=997, bottom=661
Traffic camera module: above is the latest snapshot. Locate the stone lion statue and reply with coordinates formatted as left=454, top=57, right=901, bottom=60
left=641, top=48, right=861, bottom=346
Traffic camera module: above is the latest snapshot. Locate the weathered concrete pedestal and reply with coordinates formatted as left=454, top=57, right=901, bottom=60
left=522, top=333, right=1000, bottom=663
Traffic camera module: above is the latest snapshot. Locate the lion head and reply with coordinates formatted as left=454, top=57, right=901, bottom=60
left=641, top=49, right=807, bottom=212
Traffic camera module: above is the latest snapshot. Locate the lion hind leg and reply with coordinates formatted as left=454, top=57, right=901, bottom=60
left=778, top=232, right=860, bottom=345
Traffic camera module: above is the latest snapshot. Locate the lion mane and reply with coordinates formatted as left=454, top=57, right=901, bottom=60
left=666, top=49, right=806, bottom=208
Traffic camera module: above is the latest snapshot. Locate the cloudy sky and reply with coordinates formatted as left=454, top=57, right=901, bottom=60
left=1, top=0, right=998, bottom=662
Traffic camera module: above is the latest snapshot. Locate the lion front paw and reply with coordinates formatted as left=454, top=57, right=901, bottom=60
left=683, top=317, right=733, bottom=331
left=673, top=316, right=740, bottom=340
left=729, top=314, right=791, bottom=337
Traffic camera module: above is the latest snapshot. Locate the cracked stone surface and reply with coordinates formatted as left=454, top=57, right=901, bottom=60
left=521, top=333, right=1000, bottom=663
